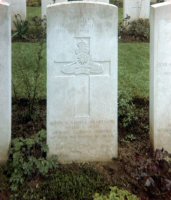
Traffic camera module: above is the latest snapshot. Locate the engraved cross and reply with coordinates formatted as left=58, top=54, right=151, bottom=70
left=54, top=37, right=110, bottom=118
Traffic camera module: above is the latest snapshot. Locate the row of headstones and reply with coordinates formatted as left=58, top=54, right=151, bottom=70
left=5, top=0, right=170, bottom=26
left=43, top=0, right=151, bottom=20
left=42, top=0, right=171, bottom=21
left=0, top=0, right=171, bottom=163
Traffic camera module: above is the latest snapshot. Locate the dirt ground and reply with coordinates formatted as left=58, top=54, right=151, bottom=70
left=8, top=99, right=171, bottom=200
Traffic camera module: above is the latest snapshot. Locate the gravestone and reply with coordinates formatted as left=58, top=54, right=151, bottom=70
left=6, top=0, right=26, bottom=29
left=123, top=0, right=150, bottom=22
left=47, top=2, right=118, bottom=163
left=42, top=0, right=67, bottom=17
left=83, top=0, right=109, bottom=3
left=0, top=0, right=11, bottom=163
left=150, top=1, right=171, bottom=153
left=42, top=0, right=109, bottom=17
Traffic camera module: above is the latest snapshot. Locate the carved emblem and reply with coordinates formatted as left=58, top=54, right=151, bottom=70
left=61, top=40, right=103, bottom=75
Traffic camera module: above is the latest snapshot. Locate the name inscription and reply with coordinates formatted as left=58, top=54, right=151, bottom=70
left=50, top=120, right=115, bottom=139
left=158, top=62, right=171, bottom=74
left=56, top=18, right=94, bottom=34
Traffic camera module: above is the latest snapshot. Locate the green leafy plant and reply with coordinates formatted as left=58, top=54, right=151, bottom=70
left=12, top=16, right=46, bottom=42
left=7, top=130, right=57, bottom=192
left=121, top=134, right=137, bottom=143
left=27, top=16, right=46, bottom=42
left=118, top=90, right=149, bottom=135
left=12, top=14, right=29, bottom=40
left=118, top=90, right=137, bottom=129
left=119, top=19, right=150, bottom=42
left=9, top=164, right=108, bottom=200
left=94, top=186, right=139, bottom=200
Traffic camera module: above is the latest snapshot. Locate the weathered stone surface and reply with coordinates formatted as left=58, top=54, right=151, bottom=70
left=83, top=0, right=109, bottom=3
left=0, top=1, right=11, bottom=163
left=150, top=2, right=171, bottom=153
left=42, top=0, right=109, bottom=17
left=41, top=0, right=67, bottom=17
left=6, top=0, right=26, bottom=29
left=47, top=2, right=118, bottom=163
left=123, top=0, right=150, bottom=21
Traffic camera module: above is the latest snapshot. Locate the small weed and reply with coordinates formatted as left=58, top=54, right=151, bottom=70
left=7, top=130, right=57, bottom=193
left=94, top=186, right=139, bottom=200
left=119, top=90, right=149, bottom=136
left=12, top=14, right=29, bottom=41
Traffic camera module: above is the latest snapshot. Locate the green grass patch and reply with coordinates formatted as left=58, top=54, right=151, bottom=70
left=12, top=42, right=46, bottom=99
left=27, top=6, right=41, bottom=20
left=119, top=42, right=149, bottom=99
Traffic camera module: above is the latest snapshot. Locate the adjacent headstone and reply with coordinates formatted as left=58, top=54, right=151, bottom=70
left=47, top=2, right=118, bottom=163
left=41, top=0, right=67, bottom=17
left=6, top=0, right=26, bottom=29
left=83, top=0, right=109, bottom=3
left=123, top=0, right=150, bottom=22
left=150, top=2, right=171, bottom=153
left=0, top=0, right=11, bottom=163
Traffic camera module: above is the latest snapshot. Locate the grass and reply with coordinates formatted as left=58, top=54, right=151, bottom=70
left=27, top=6, right=41, bottom=20
left=12, top=42, right=46, bottom=99
left=12, top=42, right=149, bottom=99
left=119, top=43, right=149, bottom=99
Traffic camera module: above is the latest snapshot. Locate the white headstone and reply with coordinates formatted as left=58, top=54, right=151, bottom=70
left=6, top=0, right=26, bottom=29
left=0, top=0, right=11, bottom=163
left=47, top=2, right=118, bottom=163
left=42, top=0, right=109, bottom=17
left=41, top=0, right=67, bottom=17
left=150, top=2, right=171, bottom=153
left=124, top=0, right=150, bottom=21
left=83, top=0, right=109, bottom=3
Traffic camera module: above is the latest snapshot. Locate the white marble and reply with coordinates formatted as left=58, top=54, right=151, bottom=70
left=6, top=0, right=26, bottom=29
left=42, top=0, right=109, bottom=17
left=150, top=1, right=171, bottom=153
left=41, top=0, right=67, bottom=17
left=124, top=0, right=150, bottom=21
left=83, top=0, right=109, bottom=3
left=47, top=2, right=118, bottom=163
left=0, top=1, right=11, bottom=163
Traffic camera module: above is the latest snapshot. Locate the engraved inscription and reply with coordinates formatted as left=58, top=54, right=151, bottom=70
left=128, top=0, right=145, bottom=19
left=56, top=18, right=94, bottom=34
left=158, top=128, right=171, bottom=133
left=54, top=37, right=110, bottom=118
left=50, top=120, right=115, bottom=138
left=157, top=62, right=171, bottom=74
